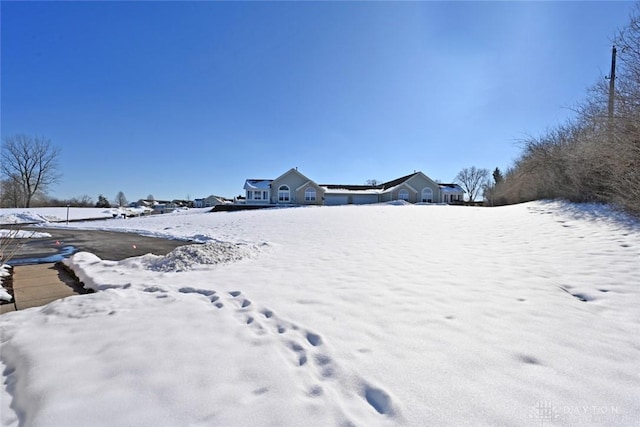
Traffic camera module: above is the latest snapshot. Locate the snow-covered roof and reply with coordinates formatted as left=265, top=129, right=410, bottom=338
left=320, top=187, right=382, bottom=195
left=439, top=183, right=465, bottom=193
left=380, top=182, right=418, bottom=195
left=244, top=180, right=273, bottom=190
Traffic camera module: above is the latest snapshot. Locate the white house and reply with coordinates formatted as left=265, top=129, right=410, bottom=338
left=194, top=195, right=228, bottom=208
left=243, top=168, right=465, bottom=206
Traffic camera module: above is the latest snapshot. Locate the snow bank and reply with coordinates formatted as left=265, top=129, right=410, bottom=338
left=0, top=264, right=12, bottom=301
left=0, top=211, right=51, bottom=224
left=136, top=241, right=270, bottom=272
left=0, top=207, right=114, bottom=224
left=0, top=230, right=52, bottom=239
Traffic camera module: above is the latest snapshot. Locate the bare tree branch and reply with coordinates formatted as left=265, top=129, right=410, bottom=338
left=1, top=134, right=61, bottom=208
left=455, top=166, right=489, bottom=202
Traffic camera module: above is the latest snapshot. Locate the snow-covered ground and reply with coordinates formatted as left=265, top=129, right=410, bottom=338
left=0, top=206, right=159, bottom=225
left=1, top=201, right=639, bottom=426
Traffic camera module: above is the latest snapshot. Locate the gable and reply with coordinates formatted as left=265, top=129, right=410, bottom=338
left=271, top=168, right=319, bottom=192
left=406, top=172, right=440, bottom=193
left=296, top=180, right=325, bottom=194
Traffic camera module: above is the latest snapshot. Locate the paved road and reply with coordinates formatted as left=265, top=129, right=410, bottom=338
left=9, top=228, right=194, bottom=264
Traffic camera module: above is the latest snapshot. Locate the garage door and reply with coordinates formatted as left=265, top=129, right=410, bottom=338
left=352, top=195, right=378, bottom=205
left=324, top=195, right=349, bottom=206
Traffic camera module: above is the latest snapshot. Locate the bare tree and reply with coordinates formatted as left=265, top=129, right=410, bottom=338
left=1, top=135, right=61, bottom=208
left=0, top=177, right=26, bottom=208
left=455, top=166, right=489, bottom=202
left=115, top=191, right=128, bottom=207
left=365, top=179, right=380, bottom=186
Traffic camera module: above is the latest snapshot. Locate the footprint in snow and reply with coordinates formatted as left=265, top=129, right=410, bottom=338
left=558, top=286, right=594, bottom=302
left=306, top=332, right=322, bottom=346
left=143, top=286, right=167, bottom=293
left=223, top=289, right=399, bottom=418
left=363, top=384, right=395, bottom=416
left=178, top=287, right=216, bottom=297
left=516, top=354, right=542, bottom=365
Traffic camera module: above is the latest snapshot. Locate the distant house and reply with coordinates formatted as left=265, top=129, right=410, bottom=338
left=130, top=199, right=154, bottom=209
left=242, top=168, right=464, bottom=206
left=172, top=199, right=193, bottom=208
left=194, top=195, right=228, bottom=208
left=152, top=201, right=178, bottom=214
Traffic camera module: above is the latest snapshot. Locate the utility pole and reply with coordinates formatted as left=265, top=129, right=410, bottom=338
left=607, top=45, right=617, bottom=123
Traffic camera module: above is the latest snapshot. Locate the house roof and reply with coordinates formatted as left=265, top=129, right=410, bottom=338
left=381, top=181, right=418, bottom=195
left=320, top=173, right=422, bottom=192
left=379, top=172, right=421, bottom=190
left=320, top=184, right=382, bottom=191
left=438, top=183, right=465, bottom=193
left=322, top=172, right=440, bottom=195
left=244, top=179, right=273, bottom=190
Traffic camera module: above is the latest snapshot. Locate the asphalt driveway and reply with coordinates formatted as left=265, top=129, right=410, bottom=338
left=9, top=228, right=194, bottom=264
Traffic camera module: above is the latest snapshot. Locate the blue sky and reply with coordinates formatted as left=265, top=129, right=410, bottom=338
left=1, top=1, right=635, bottom=202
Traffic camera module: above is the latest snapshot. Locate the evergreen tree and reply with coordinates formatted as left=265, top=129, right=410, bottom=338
left=95, top=194, right=111, bottom=208
left=492, top=167, right=504, bottom=185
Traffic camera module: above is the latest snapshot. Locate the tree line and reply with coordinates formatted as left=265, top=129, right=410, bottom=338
left=485, top=4, right=640, bottom=216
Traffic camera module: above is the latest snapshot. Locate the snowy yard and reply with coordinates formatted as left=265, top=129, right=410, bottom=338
left=0, top=207, right=115, bottom=225
left=0, top=206, right=155, bottom=226
left=1, top=201, right=639, bottom=426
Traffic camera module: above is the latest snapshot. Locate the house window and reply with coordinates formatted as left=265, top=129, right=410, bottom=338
left=305, top=188, right=316, bottom=202
left=278, top=185, right=290, bottom=202
left=253, top=191, right=262, bottom=200
left=398, top=189, right=409, bottom=201
left=421, top=188, right=433, bottom=203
